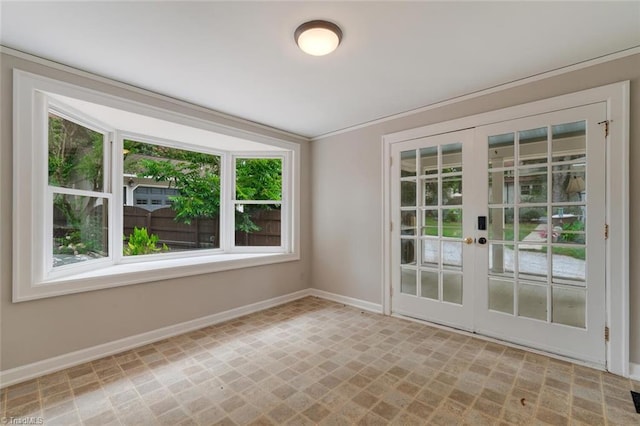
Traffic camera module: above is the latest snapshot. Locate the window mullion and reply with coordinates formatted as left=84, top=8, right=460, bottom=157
left=222, top=153, right=235, bottom=252
left=112, top=131, right=123, bottom=264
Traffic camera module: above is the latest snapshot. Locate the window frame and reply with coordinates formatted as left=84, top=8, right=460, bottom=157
left=13, top=69, right=300, bottom=302
left=229, top=153, right=290, bottom=253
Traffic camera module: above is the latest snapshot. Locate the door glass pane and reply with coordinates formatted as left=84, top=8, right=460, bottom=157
left=518, top=283, right=547, bottom=321
left=489, top=243, right=514, bottom=277
left=401, top=150, right=417, bottom=177
left=420, top=146, right=438, bottom=175
left=552, top=167, right=585, bottom=203
left=421, top=239, right=439, bottom=267
left=442, top=175, right=462, bottom=205
left=552, top=121, right=586, bottom=163
left=442, top=143, right=462, bottom=172
left=488, top=133, right=514, bottom=169
left=423, top=179, right=438, bottom=206
left=401, top=268, right=417, bottom=295
left=488, top=207, right=514, bottom=241
left=443, top=273, right=462, bottom=304
left=443, top=241, right=462, bottom=270
left=401, top=181, right=416, bottom=207
left=53, top=194, right=108, bottom=267
left=518, top=207, right=547, bottom=241
left=517, top=245, right=548, bottom=282
left=401, top=239, right=416, bottom=265
left=552, top=287, right=585, bottom=328
left=519, top=167, right=547, bottom=203
left=552, top=248, right=585, bottom=283
left=552, top=206, right=585, bottom=244
left=488, top=170, right=514, bottom=204
left=442, top=208, right=462, bottom=238
left=422, top=210, right=438, bottom=236
left=420, top=270, right=439, bottom=300
left=489, top=278, right=514, bottom=314
left=519, top=127, right=547, bottom=166
left=401, top=210, right=417, bottom=236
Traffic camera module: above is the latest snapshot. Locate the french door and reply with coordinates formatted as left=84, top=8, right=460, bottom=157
left=391, top=103, right=607, bottom=365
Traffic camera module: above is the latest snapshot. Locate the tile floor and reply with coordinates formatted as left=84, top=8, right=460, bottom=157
left=1, top=297, right=639, bottom=425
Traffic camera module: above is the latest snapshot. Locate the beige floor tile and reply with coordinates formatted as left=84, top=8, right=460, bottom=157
left=2, top=297, right=639, bottom=425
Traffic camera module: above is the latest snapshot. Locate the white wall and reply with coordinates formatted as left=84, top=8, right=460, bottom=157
left=0, top=51, right=312, bottom=371
left=311, top=54, right=640, bottom=365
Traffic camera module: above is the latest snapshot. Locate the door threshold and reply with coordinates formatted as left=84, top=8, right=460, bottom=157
left=391, top=312, right=607, bottom=373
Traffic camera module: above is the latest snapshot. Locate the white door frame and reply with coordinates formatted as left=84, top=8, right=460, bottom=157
left=382, top=81, right=630, bottom=377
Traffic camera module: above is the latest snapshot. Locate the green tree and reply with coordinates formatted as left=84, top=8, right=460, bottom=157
left=125, top=141, right=282, bottom=231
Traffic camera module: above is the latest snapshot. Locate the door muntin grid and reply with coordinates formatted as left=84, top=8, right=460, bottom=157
left=487, top=121, right=588, bottom=328
left=400, top=143, right=464, bottom=305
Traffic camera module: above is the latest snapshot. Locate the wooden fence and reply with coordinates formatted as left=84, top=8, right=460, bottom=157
left=123, top=206, right=281, bottom=249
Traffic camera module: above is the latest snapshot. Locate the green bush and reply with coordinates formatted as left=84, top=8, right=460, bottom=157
left=124, top=227, right=169, bottom=256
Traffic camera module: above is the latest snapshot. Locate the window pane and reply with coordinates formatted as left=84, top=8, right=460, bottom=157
left=402, top=150, right=417, bottom=177
left=552, top=121, right=586, bottom=163
left=419, top=147, right=437, bottom=175
left=401, top=210, right=417, bottom=236
left=401, top=180, right=417, bottom=207
left=489, top=278, right=514, bottom=314
left=53, top=194, right=108, bottom=267
left=123, top=140, right=222, bottom=253
left=401, top=268, right=417, bottom=295
left=420, top=270, right=438, bottom=300
left=518, top=127, right=547, bottom=166
left=423, top=179, right=438, bottom=206
left=421, top=210, right=438, bottom=236
left=488, top=133, right=514, bottom=169
left=443, top=273, right=462, bottom=305
left=488, top=207, right=514, bottom=241
left=489, top=243, right=514, bottom=277
left=518, top=283, right=547, bottom=321
left=488, top=169, right=514, bottom=204
left=442, top=175, right=462, bottom=205
left=552, top=287, right=586, bottom=328
left=235, top=204, right=282, bottom=247
left=441, top=208, right=462, bottom=238
left=442, top=143, right=462, bottom=173
left=519, top=167, right=547, bottom=203
left=236, top=158, right=282, bottom=201
left=48, top=112, right=104, bottom=191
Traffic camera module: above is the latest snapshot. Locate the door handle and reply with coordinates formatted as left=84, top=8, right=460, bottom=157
left=464, top=237, right=474, bottom=245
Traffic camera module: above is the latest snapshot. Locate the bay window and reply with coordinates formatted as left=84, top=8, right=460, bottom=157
left=13, top=70, right=299, bottom=302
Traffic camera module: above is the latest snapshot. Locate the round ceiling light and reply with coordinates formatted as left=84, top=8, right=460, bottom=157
left=295, top=20, right=342, bottom=56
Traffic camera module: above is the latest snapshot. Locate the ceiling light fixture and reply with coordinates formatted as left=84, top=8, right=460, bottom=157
left=295, top=20, right=342, bottom=56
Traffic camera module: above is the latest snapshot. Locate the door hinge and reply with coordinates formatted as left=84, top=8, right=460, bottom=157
left=598, top=120, right=610, bottom=137
left=605, top=224, right=609, bottom=239
left=390, top=222, right=393, bottom=232
left=605, top=326, right=610, bottom=342
left=390, top=156, right=393, bottom=167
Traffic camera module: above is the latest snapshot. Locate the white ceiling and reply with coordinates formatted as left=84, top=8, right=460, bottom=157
left=1, top=1, right=639, bottom=138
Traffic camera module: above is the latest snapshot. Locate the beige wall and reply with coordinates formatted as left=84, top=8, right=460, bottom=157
left=311, top=54, right=640, bottom=364
left=0, top=52, right=312, bottom=370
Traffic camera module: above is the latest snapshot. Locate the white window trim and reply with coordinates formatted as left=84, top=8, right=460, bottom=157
left=13, top=69, right=300, bottom=302
left=229, top=153, right=291, bottom=253
left=381, top=82, right=630, bottom=377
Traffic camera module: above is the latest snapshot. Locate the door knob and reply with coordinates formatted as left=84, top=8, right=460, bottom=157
left=464, top=237, right=474, bottom=245
left=478, top=237, right=487, bottom=245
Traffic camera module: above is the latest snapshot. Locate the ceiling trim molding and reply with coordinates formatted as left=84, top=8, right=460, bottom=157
left=311, top=45, right=640, bottom=141
left=0, top=45, right=310, bottom=144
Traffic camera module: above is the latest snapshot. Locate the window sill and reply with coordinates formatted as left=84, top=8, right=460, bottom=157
left=17, top=252, right=299, bottom=302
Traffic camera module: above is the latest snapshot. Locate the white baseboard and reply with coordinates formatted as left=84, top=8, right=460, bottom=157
left=0, top=289, right=312, bottom=388
left=309, top=288, right=383, bottom=314
left=630, top=362, right=640, bottom=381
